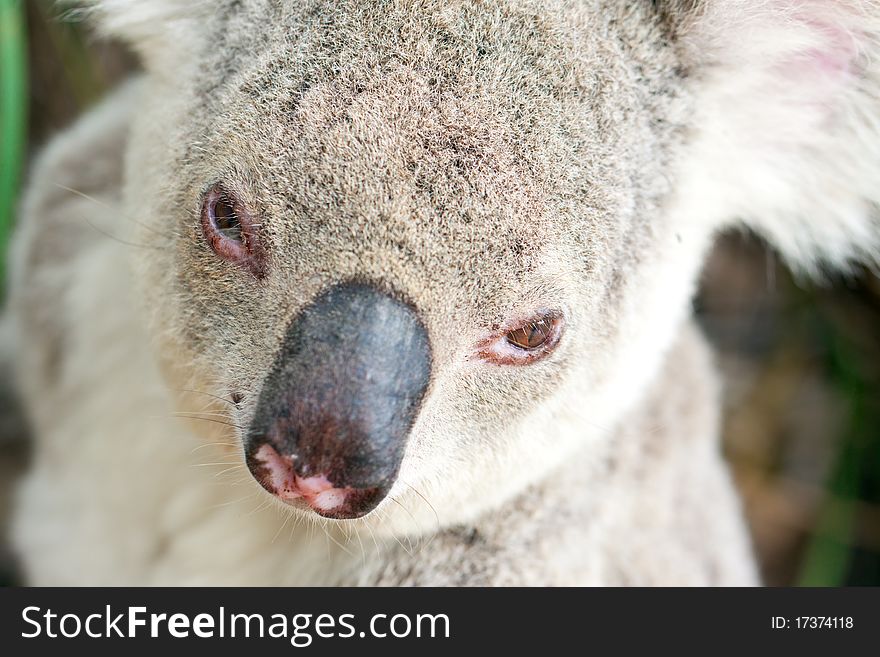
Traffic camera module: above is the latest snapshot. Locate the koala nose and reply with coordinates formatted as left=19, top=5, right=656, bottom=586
left=245, top=282, right=431, bottom=519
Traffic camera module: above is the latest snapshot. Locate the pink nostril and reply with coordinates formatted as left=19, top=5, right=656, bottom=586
left=250, top=443, right=349, bottom=511
left=254, top=443, right=301, bottom=500
left=295, top=474, right=333, bottom=496
left=312, top=489, right=348, bottom=511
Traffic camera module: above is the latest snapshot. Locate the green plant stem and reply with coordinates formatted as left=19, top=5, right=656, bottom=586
left=0, top=0, right=27, bottom=286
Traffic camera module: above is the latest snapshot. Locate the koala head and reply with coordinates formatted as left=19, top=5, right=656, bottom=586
left=81, top=0, right=880, bottom=532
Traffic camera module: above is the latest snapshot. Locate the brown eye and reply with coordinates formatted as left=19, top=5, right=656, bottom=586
left=200, top=183, right=267, bottom=279
left=211, top=194, right=242, bottom=242
left=477, top=311, right=565, bottom=366
left=506, top=319, right=555, bottom=350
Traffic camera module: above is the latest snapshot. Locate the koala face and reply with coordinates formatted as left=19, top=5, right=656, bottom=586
left=98, top=0, right=879, bottom=532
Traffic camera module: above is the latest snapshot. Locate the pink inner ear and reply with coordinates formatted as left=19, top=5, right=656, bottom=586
left=806, top=23, right=858, bottom=76
left=784, top=11, right=860, bottom=81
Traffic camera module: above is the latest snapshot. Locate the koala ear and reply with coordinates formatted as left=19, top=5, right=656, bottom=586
left=678, top=1, right=880, bottom=273
left=66, top=0, right=208, bottom=71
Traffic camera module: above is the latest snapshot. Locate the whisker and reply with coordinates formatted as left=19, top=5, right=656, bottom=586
left=388, top=498, right=418, bottom=552
left=213, top=464, right=246, bottom=478
left=319, top=523, right=355, bottom=557
left=206, top=491, right=261, bottom=511
left=400, top=479, right=441, bottom=533
left=52, top=182, right=174, bottom=238
left=169, top=414, right=243, bottom=430
left=387, top=523, right=414, bottom=557
left=52, top=183, right=112, bottom=209
left=173, top=387, right=237, bottom=407
left=172, top=409, right=236, bottom=419
left=363, top=517, right=382, bottom=556
left=271, top=508, right=294, bottom=544
left=354, top=523, right=367, bottom=565
left=71, top=209, right=165, bottom=250
left=190, top=441, right=240, bottom=454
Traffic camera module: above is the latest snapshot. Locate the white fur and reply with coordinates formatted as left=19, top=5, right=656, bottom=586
left=64, top=0, right=210, bottom=71
left=682, top=0, right=880, bottom=271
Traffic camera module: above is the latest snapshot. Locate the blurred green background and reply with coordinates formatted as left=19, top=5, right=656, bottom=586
left=1, top=0, right=879, bottom=586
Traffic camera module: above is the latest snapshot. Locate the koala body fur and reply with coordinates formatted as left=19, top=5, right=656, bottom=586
left=5, top=0, right=880, bottom=585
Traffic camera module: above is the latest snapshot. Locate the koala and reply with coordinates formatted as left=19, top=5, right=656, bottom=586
left=4, top=0, right=879, bottom=585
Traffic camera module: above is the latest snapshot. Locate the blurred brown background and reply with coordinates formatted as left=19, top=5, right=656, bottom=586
left=700, top=239, right=880, bottom=586
left=1, top=0, right=879, bottom=586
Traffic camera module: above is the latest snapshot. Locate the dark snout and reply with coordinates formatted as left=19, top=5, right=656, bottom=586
left=246, top=282, right=431, bottom=519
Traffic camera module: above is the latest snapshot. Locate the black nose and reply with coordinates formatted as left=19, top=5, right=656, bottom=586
left=246, top=282, right=431, bottom=519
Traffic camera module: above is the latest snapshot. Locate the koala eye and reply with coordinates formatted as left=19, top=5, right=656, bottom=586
left=477, top=311, right=565, bottom=366
left=200, top=183, right=267, bottom=278
left=210, top=194, right=242, bottom=242
left=506, top=319, right=556, bottom=350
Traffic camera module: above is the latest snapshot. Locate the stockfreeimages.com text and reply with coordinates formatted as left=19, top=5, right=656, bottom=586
left=21, top=605, right=450, bottom=646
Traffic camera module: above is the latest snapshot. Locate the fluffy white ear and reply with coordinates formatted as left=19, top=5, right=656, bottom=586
left=64, top=0, right=209, bottom=71
left=679, top=0, right=880, bottom=272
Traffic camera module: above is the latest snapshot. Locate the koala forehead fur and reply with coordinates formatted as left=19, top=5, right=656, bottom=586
left=7, top=0, right=879, bottom=583
left=126, top=0, right=701, bottom=527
